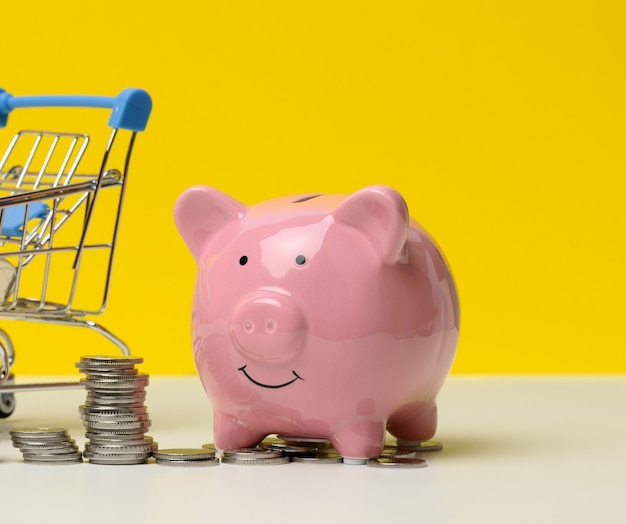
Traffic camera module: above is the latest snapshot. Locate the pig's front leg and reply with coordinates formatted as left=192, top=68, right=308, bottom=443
left=212, top=411, right=266, bottom=451
left=330, top=419, right=387, bottom=464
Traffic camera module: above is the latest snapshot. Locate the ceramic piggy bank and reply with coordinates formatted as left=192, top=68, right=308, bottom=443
left=174, top=185, right=459, bottom=463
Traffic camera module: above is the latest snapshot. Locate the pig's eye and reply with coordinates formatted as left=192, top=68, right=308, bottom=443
left=239, top=256, right=248, bottom=266
left=295, top=255, right=307, bottom=266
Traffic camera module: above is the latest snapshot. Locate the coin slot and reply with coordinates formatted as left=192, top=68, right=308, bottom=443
left=292, top=195, right=322, bottom=203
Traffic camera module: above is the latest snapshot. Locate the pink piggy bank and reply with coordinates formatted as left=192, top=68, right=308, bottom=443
left=174, top=185, right=459, bottom=463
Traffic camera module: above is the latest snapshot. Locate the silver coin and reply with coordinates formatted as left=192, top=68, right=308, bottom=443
left=77, top=367, right=139, bottom=376
left=19, top=444, right=80, bottom=455
left=9, top=428, right=69, bottom=439
left=155, top=458, right=220, bottom=467
left=221, top=455, right=290, bottom=466
left=22, top=452, right=83, bottom=461
left=84, top=430, right=149, bottom=440
left=78, top=355, right=144, bottom=367
left=85, top=397, right=146, bottom=407
left=77, top=362, right=139, bottom=371
left=85, top=456, right=150, bottom=465
left=82, top=427, right=152, bottom=437
left=366, top=457, right=428, bottom=469
left=82, top=420, right=151, bottom=430
left=84, top=450, right=152, bottom=460
left=23, top=458, right=83, bottom=465
left=81, top=374, right=149, bottom=384
left=152, top=448, right=216, bottom=461
left=13, top=440, right=76, bottom=451
left=86, top=436, right=154, bottom=446
left=81, top=379, right=149, bottom=391
left=82, top=387, right=148, bottom=396
left=81, top=413, right=150, bottom=423
left=86, top=390, right=147, bottom=398
left=83, top=374, right=148, bottom=384
left=85, top=443, right=156, bottom=454
left=79, top=405, right=148, bottom=416
left=11, top=437, right=73, bottom=447
left=291, top=453, right=344, bottom=464
left=222, top=448, right=283, bottom=460
left=84, top=371, right=148, bottom=381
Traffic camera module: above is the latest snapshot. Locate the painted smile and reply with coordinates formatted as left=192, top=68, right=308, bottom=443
left=238, top=365, right=303, bottom=389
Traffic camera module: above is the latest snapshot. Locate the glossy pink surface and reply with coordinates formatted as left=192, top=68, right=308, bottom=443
left=174, top=185, right=459, bottom=460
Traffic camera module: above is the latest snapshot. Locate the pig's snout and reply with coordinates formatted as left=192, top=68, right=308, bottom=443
left=230, top=292, right=306, bottom=362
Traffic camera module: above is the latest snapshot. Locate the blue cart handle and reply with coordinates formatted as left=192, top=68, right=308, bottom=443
left=0, top=88, right=152, bottom=132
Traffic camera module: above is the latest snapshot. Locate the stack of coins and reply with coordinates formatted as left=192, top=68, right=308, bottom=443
left=153, top=448, right=219, bottom=467
left=76, top=355, right=156, bottom=465
left=222, top=447, right=291, bottom=466
left=9, top=428, right=82, bottom=464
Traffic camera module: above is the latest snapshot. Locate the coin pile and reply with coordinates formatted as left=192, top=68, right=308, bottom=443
left=261, top=435, right=344, bottom=463
left=247, top=435, right=441, bottom=467
left=9, top=428, right=82, bottom=464
left=76, top=355, right=156, bottom=465
left=153, top=448, right=219, bottom=467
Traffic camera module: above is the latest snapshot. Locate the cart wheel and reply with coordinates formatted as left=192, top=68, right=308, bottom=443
left=0, top=374, right=16, bottom=418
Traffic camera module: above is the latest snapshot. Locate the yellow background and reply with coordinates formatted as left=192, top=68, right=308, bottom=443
left=2, top=1, right=625, bottom=375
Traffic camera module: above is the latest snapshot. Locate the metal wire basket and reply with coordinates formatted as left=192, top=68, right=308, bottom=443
left=0, top=88, right=152, bottom=416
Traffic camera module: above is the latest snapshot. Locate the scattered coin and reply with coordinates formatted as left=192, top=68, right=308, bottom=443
left=223, top=448, right=283, bottom=460
left=155, top=458, right=220, bottom=467
left=222, top=447, right=289, bottom=465
left=153, top=448, right=218, bottom=467
left=153, top=448, right=216, bottom=461
left=291, top=453, right=344, bottom=464
left=366, top=457, right=428, bottom=469
left=221, top=455, right=290, bottom=466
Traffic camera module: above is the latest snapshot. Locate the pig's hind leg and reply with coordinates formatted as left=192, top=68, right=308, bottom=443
left=386, top=400, right=438, bottom=445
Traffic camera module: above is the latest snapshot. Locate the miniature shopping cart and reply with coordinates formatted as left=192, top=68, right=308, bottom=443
left=0, top=88, right=152, bottom=417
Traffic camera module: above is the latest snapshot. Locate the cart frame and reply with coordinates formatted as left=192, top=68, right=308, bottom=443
left=0, top=88, right=151, bottom=415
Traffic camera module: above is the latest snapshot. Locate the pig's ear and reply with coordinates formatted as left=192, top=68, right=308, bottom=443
left=174, top=186, right=246, bottom=261
left=333, top=186, right=409, bottom=264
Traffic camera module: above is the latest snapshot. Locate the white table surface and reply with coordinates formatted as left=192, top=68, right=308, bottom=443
left=0, top=375, right=624, bottom=524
